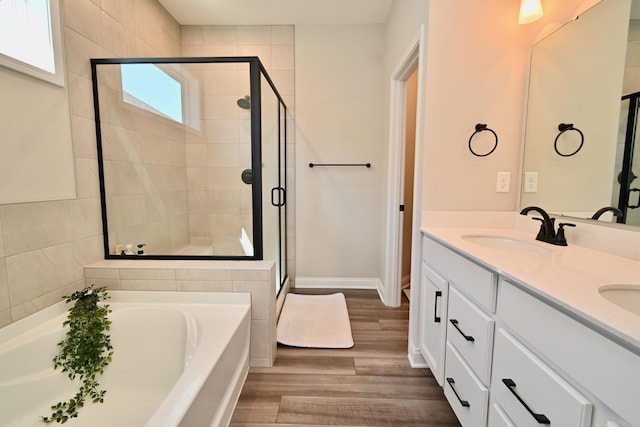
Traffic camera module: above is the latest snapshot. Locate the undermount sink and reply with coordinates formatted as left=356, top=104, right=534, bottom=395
left=461, top=234, right=552, bottom=254
left=599, top=285, right=640, bottom=316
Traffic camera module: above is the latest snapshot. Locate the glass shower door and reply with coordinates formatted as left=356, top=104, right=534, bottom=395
left=259, top=72, right=287, bottom=294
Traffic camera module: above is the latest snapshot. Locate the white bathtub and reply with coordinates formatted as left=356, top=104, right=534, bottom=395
left=0, top=291, right=251, bottom=427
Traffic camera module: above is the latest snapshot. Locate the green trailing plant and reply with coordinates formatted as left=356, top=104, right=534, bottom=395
left=42, top=286, right=114, bottom=424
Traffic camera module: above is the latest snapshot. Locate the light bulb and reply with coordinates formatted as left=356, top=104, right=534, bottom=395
left=519, top=0, right=544, bottom=24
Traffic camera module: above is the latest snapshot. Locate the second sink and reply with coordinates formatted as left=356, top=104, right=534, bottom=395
left=599, top=285, right=640, bottom=317
left=461, top=234, right=552, bottom=254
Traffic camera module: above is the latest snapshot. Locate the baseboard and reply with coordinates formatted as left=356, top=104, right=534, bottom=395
left=295, top=277, right=381, bottom=289
left=408, top=348, right=428, bottom=368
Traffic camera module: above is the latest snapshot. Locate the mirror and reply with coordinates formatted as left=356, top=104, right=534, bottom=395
left=520, top=0, right=639, bottom=225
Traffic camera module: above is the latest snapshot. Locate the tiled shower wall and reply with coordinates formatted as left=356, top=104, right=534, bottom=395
left=0, top=0, right=296, bottom=328
left=99, top=65, right=190, bottom=255
left=180, top=26, right=296, bottom=259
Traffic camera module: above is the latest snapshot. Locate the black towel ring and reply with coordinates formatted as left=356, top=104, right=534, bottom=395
left=554, top=123, right=584, bottom=157
left=468, top=123, right=498, bottom=157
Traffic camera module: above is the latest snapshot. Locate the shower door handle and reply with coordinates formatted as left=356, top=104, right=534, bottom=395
left=271, top=187, right=286, bottom=207
left=628, top=188, right=640, bottom=209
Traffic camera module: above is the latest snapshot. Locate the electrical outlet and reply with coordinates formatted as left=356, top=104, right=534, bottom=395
left=496, top=172, right=510, bottom=193
left=524, top=172, right=538, bottom=193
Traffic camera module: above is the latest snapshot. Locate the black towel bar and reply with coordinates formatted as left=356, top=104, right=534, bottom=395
left=308, top=163, right=371, bottom=168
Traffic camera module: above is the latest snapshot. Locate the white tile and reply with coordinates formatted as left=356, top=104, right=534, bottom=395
left=237, top=26, right=271, bottom=45
left=64, top=28, right=104, bottom=78
left=68, top=73, right=96, bottom=121
left=119, top=279, right=176, bottom=291
left=101, top=11, right=136, bottom=57
left=233, top=280, right=272, bottom=320
left=64, top=0, right=102, bottom=45
left=119, top=268, right=175, bottom=280
left=181, top=26, right=204, bottom=45
left=203, top=26, right=238, bottom=45
left=175, top=268, right=232, bottom=281
left=0, top=259, right=9, bottom=311
left=186, top=144, right=208, bottom=168
left=73, top=235, right=105, bottom=271
left=71, top=116, right=98, bottom=159
left=272, top=45, right=294, bottom=70
left=250, top=319, right=272, bottom=359
left=0, top=201, right=72, bottom=256
left=176, top=280, right=233, bottom=292
left=85, top=267, right=120, bottom=280
left=0, top=215, right=4, bottom=258
left=272, top=26, right=294, bottom=44
left=232, top=269, right=271, bottom=281
left=6, top=243, right=79, bottom=306
left=70, top=198, right=103, bottom=240
left=101, top=0, right=135, bottom=31
left=0, top=309, right=11, bottom=328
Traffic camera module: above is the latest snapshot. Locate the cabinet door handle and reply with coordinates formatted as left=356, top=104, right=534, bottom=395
left=446, top=377, right=470, bottom=407
left=449, top=319, right=475, bottom=342
left=502, top=378, right=550, bottom=424
left=434, top=291, right=442, bottom=323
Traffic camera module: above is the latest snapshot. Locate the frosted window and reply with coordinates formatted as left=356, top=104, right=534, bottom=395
left=121, top=64, right=184, bottom=124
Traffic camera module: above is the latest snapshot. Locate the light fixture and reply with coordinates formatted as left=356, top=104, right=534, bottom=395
left=519, top=0, right=544, bottom=24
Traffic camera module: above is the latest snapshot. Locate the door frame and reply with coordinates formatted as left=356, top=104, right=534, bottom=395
left=382, top=26, right=426, bottom=307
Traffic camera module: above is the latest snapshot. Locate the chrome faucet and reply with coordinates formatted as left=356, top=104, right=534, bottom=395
left=590, top=206, right=623, bottom=221
left=519, top=206, right=575, bottom=246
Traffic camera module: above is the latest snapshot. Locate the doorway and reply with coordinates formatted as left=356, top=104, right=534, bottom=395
left=383, top=26, right=425, bottom=308
left=401, top=70, right=419, bottom=300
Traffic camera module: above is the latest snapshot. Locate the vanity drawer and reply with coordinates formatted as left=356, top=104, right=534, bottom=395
left=489, top=403, right=516, bottom=427
left=498, top=280, right=640, bottom=425
left=491, top=329, right=592, bottom=427
left=447, top=286, right=494, bottom=385
left=444, top=342, right=489, bottom=427
left=422, top=236, right=497, bottom=311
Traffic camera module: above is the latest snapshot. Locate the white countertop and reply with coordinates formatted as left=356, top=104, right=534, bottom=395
left=422, top=226, right=640, bottom=353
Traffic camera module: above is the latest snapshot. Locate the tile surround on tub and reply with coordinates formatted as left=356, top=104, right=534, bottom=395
left=83, top=259, right=277, bottom=367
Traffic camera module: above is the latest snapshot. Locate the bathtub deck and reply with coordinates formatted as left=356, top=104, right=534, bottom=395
left=229, top=289, right=460, bottom=426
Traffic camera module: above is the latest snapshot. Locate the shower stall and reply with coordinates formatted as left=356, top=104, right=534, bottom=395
left=91, top=57, right=288, bottom=292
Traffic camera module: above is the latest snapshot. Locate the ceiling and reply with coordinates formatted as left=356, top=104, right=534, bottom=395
left=157, top=0, right=395, bottom=26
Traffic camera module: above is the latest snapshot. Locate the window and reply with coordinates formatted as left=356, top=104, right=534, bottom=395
left=121, top=63, right=184, bottom=124
left=0, top=0, right=65, bottom=86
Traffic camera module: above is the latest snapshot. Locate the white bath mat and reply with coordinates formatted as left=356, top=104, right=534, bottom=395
left=277, top=293, right=354, bottom=349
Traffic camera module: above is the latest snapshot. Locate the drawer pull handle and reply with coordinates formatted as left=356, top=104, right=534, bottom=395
left=434, top=291, right=442, bottom=323
left=502, top=378, right=550, bottom=424
left=449, top=319, right=475, bottom=342
left=446, top=377, right=470, bottom=408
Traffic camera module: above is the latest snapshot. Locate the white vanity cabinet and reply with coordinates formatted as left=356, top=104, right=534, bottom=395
left=418, top=262, right=448, bottom=386
left=420, top=235, right=497, bottom=426
left=417, top=232, right=640, bottom=427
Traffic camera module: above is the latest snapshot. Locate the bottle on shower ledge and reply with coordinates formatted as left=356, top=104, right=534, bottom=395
left=137, top=244, right=146, bottom=255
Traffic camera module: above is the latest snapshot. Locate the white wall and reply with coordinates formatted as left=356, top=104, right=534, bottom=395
left=294, top=24, right=386, bottom=282
left=420, top=0, right=529, bottom=212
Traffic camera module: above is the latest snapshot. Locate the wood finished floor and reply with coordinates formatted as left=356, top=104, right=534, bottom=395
left=230, top=289, right=461, bottom=427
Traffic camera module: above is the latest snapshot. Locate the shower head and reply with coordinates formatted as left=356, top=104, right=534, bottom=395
left=237, top=95, right=251, bottom=110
